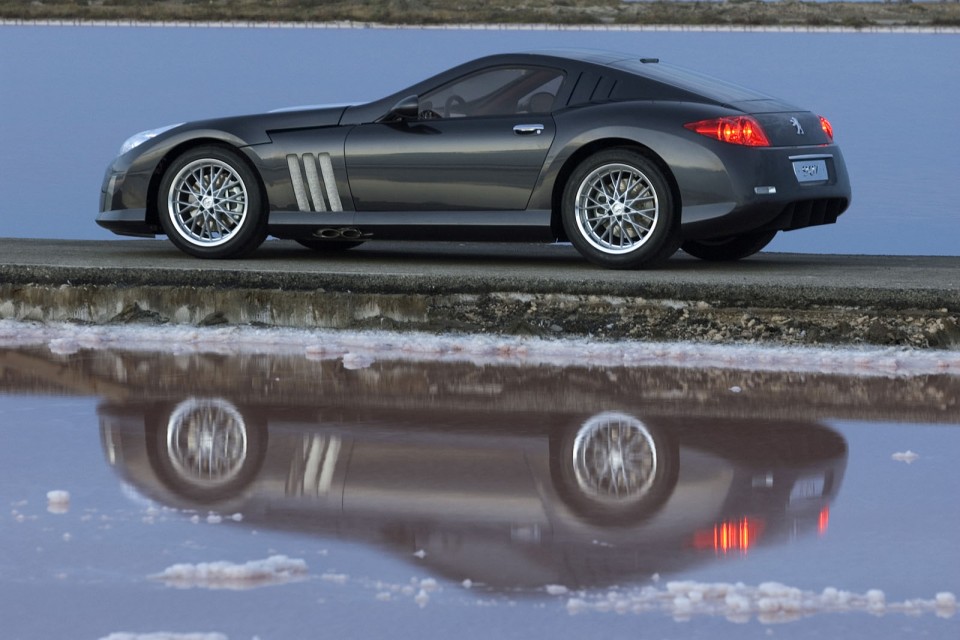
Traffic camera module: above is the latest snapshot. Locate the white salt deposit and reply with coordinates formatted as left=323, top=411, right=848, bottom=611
left=414, top=588, right=430, bottom=608
left=1, top=319, right=959, bottom=378
left=892, top=450, right=921, bottom=463
left=321, top=572, right=349, bottom=584
left=100, top=634, right=227, bottom=640
left=46, top=489, right=70, bottom=514
left=46, top=489, right=70, bottom=503
left=100, top=635, right=227, bottom=640
left=562, top=581, right=956, bottom=623
left=151, top=555, right=307, bottom=590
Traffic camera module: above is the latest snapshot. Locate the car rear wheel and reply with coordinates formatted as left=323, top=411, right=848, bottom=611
left=158, top=145, right=268, bottom=258
left=682, top=230, right=777, bottom=261
left=551, top=412, right=678, bottom=525
left=562, top=149, right=679, bottom=269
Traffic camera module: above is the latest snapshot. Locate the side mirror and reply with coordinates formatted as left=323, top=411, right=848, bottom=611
left=382, top=95, right=420, bottom=122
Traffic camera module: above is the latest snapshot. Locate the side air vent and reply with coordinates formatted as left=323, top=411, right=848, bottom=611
left=286, top=152, right=344, bottom=213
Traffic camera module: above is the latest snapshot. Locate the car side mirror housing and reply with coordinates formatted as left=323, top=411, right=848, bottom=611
left=383, top=95, right=420, bottom=122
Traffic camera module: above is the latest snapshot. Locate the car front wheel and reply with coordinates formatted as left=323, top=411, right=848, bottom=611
left=562, top=149, right=679, bottom=269
left=158, top=145, right=268, bottom=258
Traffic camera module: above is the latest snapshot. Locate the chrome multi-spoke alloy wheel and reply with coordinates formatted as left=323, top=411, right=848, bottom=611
left=574, top=163, right=660, bottom=255
left=167, top=159, right=249, bottom=247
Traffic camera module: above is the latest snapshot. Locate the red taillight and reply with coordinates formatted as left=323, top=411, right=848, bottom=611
left=684, top=116, right=771, bottom=147
left=819, top=115, right=834, bottom=142
left=692, top=517, right=766, bottom=554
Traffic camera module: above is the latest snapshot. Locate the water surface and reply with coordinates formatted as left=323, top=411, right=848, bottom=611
left=1, top=338, right=957, bottom=638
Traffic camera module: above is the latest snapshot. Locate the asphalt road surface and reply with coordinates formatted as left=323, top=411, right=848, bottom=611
left=1, top=238, right=958, bottom=346
left=1, top=238, right=958, bottom=305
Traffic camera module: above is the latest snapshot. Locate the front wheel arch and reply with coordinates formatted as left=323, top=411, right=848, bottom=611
left=550, top=140, right=681, bottom=243
left=146, top=139, right=267, bottom=232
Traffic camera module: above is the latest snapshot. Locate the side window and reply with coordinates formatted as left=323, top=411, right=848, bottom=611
left=419, top=67, right=564, bottom=119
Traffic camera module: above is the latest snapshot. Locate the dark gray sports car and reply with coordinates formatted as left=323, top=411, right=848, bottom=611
left=98, top=49, right=851, bottom=269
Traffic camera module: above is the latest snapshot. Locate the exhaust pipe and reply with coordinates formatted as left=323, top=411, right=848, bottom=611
left=313, top=227, right=363, bottom=240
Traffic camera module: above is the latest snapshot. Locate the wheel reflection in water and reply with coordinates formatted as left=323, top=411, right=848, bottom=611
left=572, top=412, right=658, bottom=507
left=166, top=398, right=248, bottom=490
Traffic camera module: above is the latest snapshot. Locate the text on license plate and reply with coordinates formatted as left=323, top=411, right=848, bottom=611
left=789, top=475, right=826, bottom=503
left=793, top=159, right=829, bottom=183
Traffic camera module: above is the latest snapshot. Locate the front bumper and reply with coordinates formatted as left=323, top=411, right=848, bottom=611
left=96, top=208, right=155, bottom=237
left=99, top=157, right=159, bottom=237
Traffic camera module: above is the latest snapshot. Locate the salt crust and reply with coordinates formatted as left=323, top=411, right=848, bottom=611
left=150, top=555, right=307, bottom=590
left=3, top=320, right=959, bottom=378
left=563, top=581, right=958, bottom=622
left=100, top=635, right=227, bottom=640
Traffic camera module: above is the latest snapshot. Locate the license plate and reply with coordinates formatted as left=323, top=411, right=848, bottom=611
left=789, top=475, right=825, bottom=503
left=792, top=159, right=828, bottom=183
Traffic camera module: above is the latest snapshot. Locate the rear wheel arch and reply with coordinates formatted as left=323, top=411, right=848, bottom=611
left=550, top=138, right=681, bottom=242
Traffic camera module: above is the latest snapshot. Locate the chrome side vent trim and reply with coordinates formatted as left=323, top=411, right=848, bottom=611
left=318, top=153, right=343, bottom=212
left=286, top=154, right=310, bottom=212
left=302, top=153, right=327, bottom=212
left=286, top=152, right=344, bottom=213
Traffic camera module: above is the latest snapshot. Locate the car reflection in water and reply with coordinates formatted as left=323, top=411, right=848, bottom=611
left=100, top=398, right=847, bottom=590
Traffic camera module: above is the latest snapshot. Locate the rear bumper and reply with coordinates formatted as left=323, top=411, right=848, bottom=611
left=678, top=144, right=852, bottom=241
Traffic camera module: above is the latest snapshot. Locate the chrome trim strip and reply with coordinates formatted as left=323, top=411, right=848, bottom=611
left=286, top=154, right=310, bottom=212
left=788, top=154, right=833, bottom=161
left=302, top=153, right=327, bottom=212
left=513, top=123, right=544, bottom=135
left=318, top=153, right=343, bottom=212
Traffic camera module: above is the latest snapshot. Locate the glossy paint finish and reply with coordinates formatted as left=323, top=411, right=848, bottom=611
left=97, top=50, right=851, bottom=260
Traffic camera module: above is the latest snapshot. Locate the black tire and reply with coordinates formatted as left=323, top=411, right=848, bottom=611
left=148, top=398, right=266, bottom=504
left=682, top=230, right=777, bottom=262
left=295, top=237, right=364, bottom=252
left=158, top=145, right=268, bottom=259
left=562, top=149, right=679, bottom=270
left=550, top=412, right=678, bottom=526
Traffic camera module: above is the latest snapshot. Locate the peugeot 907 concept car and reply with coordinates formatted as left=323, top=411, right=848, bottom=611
left=98, top=50, right=851, bottom=269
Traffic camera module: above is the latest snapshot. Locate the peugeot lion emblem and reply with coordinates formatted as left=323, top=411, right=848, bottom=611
left=789, top=117, right=805, bottom=135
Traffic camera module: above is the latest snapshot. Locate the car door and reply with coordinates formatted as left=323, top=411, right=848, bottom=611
left=344, top=66, right=564, bottom=213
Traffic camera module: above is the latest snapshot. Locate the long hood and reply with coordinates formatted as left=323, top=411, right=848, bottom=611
left=181, top=104, right=352, bottom=146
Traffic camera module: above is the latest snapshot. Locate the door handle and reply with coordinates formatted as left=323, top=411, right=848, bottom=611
left=513, top=124, right=544, bottom=136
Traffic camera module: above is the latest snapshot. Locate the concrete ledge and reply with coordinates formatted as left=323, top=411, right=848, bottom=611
left=1, top=238, right=958, bottom=348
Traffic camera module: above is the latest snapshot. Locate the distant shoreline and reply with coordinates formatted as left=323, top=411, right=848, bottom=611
left=1, top=1, right=958, bottom=30
left=2, top=18, right=958, bottom=34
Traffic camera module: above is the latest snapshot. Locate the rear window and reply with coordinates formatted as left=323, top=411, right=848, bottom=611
left=612, top=60, right=774, bottom=104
